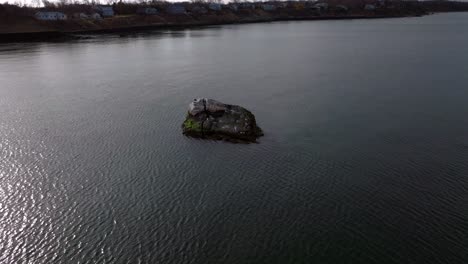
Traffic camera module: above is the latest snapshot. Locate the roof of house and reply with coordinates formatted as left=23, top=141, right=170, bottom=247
left=95, top=6, right=113, bottom=11
left=36, top=11, right=66, bottom=15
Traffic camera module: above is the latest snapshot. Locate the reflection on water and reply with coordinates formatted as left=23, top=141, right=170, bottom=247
left=1, top=13, right=468, bottom=264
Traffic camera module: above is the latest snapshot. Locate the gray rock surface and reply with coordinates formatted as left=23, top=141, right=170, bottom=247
left=182, top=98, right=264, bottom=143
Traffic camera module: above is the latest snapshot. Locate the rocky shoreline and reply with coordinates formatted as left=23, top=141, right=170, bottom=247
left=2, top=0, right=468, bottom=43
left=0, top=13, right=426, bottom=43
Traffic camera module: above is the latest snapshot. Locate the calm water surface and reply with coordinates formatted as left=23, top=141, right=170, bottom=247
left=1, top=13, right=468, bottom=264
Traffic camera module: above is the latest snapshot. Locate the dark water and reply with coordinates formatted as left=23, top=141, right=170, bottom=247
left=1, top=13, right=468, bottom=264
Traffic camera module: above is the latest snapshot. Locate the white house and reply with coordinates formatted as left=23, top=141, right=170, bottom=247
left=239, top=3, right=255, bottom=10
left=137, top=7, right=158, bottom=15
left=261, top=4, right=276, bottom=11
left=73, top=13, right=89, bottom=19
left=208, top=3, right=222, bottom=11
left=335, top=5, right=348, bottom=13
left=35, top=11, right=67, bottom=21
left=166, top=4, right=186, bottom=14
left=314, top=3, right=329, bottom=11
left=190, top=6, right=208, bottom=14
left=228, top=4, right=238, bottom=11
left=365, top=4, right=377, bottom=10
left=91, top=13, right=102, bottom=20
left=94, top=6, right=114, bottom=17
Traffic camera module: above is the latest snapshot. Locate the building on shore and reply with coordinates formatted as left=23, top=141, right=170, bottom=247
left=208, top=3, right=222, bottom=11
left=137, top=7, right=158, bottom=15
left=239, top=3, right=255, bottom=10
left=166, top=4, right=186, bottom=14
left=35, top=11, right=67, bottom=21
left=365, top=4, right=377, bottom=10
left=228, top=4, right=238, bottom=11
left=334, top=5, right=349, bottom=13
left=73, top=13, right=89, bottom=19
left=72, top=12, right=103, bottom=20
left=91, top=13, right=102, bottom=20
left=261, top=4, right=276, bottom=11
left=313, top=2, right=329, bottom=11
left=292, top=2, right=306, bottom=10
left=190, top=6, right=208, bottom=14
left=94, top=6, right=114, bottom=17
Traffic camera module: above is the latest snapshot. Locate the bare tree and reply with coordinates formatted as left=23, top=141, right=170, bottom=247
left=42, top=0, right=55, bottom=8
left=58, top=0, right=68, bottom=7
left=32, top=0, right=41, bottom=7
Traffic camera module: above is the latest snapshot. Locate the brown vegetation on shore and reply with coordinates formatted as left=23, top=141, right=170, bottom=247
left=1, top=0, right=468, bottom=41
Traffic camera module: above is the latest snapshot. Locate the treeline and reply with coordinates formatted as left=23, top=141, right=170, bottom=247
left=0, top=3, right=34, bottom=16
left=422, top=0, right=468, bottom=12
left=2, top=0, right=468, bottom=17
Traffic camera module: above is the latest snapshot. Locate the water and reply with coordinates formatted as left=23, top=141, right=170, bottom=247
left=1, top=13, right=468, bottom=264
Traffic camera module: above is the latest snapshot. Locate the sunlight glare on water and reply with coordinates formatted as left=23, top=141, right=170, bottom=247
left=0, top=13, right=468, bottom=264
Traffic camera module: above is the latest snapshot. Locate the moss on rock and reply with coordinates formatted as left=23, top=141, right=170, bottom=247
left=183, top=117, right=202, bottom=132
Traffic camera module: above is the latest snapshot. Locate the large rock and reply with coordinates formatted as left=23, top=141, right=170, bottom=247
left=182, top=98, right=264, bottom=143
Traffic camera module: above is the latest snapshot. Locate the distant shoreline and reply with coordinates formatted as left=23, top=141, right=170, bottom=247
left=0, top=13, right=429, bottom=43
